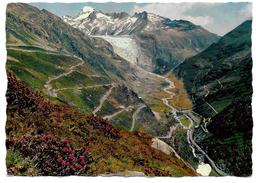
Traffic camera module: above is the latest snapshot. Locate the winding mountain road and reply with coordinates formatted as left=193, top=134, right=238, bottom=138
left=7, top=46, right=72, bottom=57
left=187, top=128, right=227, bottom=176
left=130, top=104, right=146, bottom=132
left=103, top=105, right=132, bottom=120
left=93, top=84, right=115, bottom=115
left=44, top=61, right=84, bottom=97
left=161, top=78, right=181, bottom=123
left=204, top=99, right=218, bottom=114
left=159, top=75, right=227, bottom=176
left=216, top=79, right=223, bottom=89
left=53, top=83, right=112, bottom=93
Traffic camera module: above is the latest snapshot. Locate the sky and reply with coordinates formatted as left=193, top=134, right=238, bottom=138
left=30, top=2, right=252, bottom=36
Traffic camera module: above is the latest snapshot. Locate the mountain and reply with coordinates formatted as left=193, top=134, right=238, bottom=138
left=63, top=7, right=219, bottom=74
left=6, top=2, right=252, bottom=177
left=6, top=3, right=174, bottom=136
left=6, top=3, right=199, bottom=176
left=174, top=20, right=252, bottom=176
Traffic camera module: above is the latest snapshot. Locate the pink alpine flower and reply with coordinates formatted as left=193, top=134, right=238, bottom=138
left=75, top=164, right=83, bottom=169
left=62, top=161, right=70, bottom=166
left=63, top=147, right=69, bottom=153
left=68, top=155, right=76, bottom=162
left=62, top=139, right=70, bottom=144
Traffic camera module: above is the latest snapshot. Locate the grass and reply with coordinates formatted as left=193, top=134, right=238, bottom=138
left=6, top=63, right=47, bottom=90
left=210, top=96, right=234, bottom=114
left=57, top=85, right=110, bottom=113
left=96, top=99, right=121, bottom=116
left=6, top=149, right=37, bottom=176
left=50, top=72, right=93, bottom=89
left=7, top=48, right=109, bottom=91
left=6, top=47, right=113, bottom=115
left=110, top=110, right=134, bottom=131
left=166, top=73, right=192, bottom=110
left=7, top=49, right=65, bottom=76
left=6, top=49, right=80, bottom=91
left=7, top=45, right=50, bottom=52
left=178, top=115, right=192, bottom=128
left=6, top=22, right=36, bottom=45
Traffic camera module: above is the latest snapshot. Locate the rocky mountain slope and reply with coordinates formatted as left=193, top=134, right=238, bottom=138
left=6, top=3, right=167, bottom=136
left=6, top=72, right=197, bottom=176
left=63, top=7, right=219, bottom=74
left=174, top=20, right=252, bottom=176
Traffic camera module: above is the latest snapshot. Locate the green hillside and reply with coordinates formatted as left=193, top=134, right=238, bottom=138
left=174, top=20, right=252, bottom=176
left=6, top=3, right=164, bottom=135
left=6, top=73, right=197, bottom=176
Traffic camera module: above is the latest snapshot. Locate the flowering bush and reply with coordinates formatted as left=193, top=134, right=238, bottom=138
left=144, top=167, right=170, bottom=176
left=6, top=72, right=70, bottom=123
left=86, top=115, right=120, bottom=140
left=5, top=72, right=196, bottom=176
left=7, top=134, right=94, bottom=176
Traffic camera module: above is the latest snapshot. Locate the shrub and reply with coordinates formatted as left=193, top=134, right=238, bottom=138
left=7, top=134, right=94, bottom=176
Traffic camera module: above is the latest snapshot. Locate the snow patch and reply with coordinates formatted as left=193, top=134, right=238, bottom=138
left=196, top=163, right=212, bottom=176
left=96, top=12, right=112, bottom=21
left=74, top=13, right=91, bottom=21
left=82, top=6, right=94, bottom=13
left=130, top=17, right=138, bottom=23
left=148, top=13, right=164, bottom=22
left=95, top=35, right=139, bottom=65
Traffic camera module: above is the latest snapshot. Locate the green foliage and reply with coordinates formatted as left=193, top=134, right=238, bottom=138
left=6, top=149, right=37, bottom=176
left=178, top=115, right=191, bottom=128
left=110, top=110, right=133, bottom=131
left=96, top=100, right=120, bottom=116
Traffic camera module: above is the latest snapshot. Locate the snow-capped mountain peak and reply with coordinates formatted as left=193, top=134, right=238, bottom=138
left=62, top=8, right=207, bottom=36
left=73, top=6, right=96, bottom=21
left=82, top=6, right=94, bottom=13
left=63, top=9, right=141, bottom=35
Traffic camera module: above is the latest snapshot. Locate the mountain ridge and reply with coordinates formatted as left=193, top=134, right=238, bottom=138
left=62, top=6, right=219, bottom=74
left=63, top=7, right=216, bottom=35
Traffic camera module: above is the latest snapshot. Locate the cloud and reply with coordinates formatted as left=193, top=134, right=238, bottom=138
left=183, top=16, right=213, bottom=26
left=130, top=3, right=215, bottom=33
left=239, top=3, right=252, bottom=19
left=129, top=2, right=251, bottom=35
left=131, top=3, right=193, bottom=20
